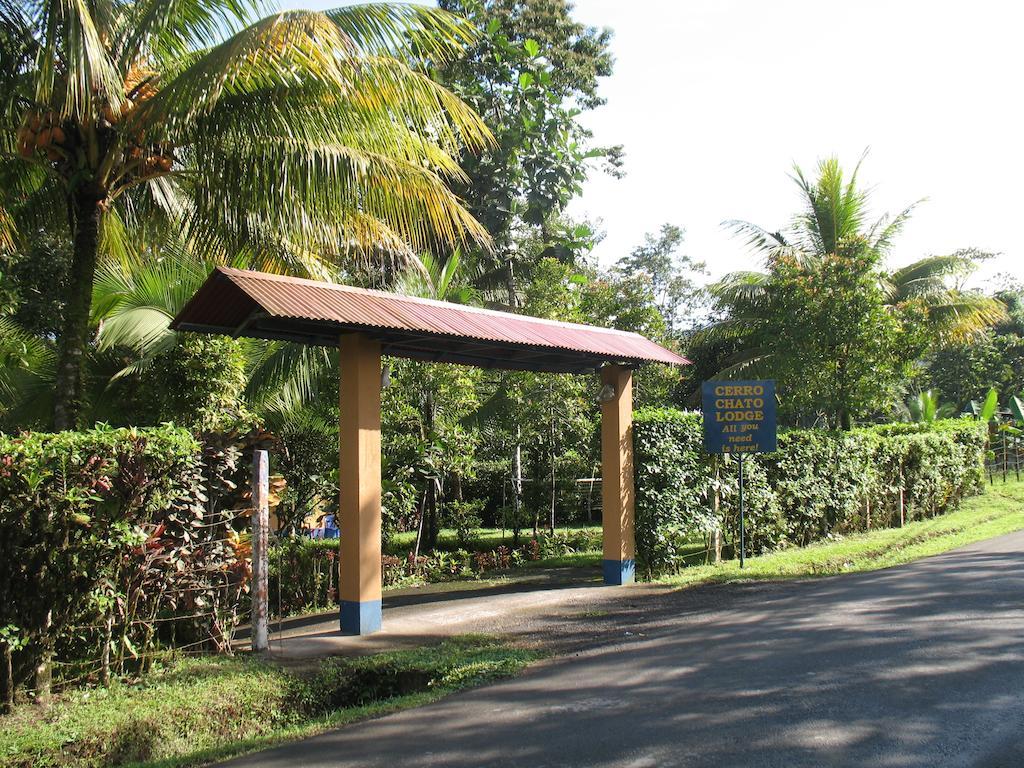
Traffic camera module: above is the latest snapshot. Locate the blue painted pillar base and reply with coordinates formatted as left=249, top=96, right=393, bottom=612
left=339, top=599, right=382, bottom=635
left=603, top=559, right=636, bottom=586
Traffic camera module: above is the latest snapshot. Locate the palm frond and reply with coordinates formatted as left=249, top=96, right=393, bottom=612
left=711, top=346, right=774, bottom=380
left=921, top=293, right=1009, bottom=345
left=866, top=200, right=921, bottom=260
left=325, top=3, right=476, bottom=63
left=117, top=0, right=258, bottom=68
left=30, top=0, right=125, bottom=118
left=706, top=271, right=770, bottom=307
left=887, top=254, right=973, bottom=301
left=0, top=316, right=56, bottom=428
left=244, top=341, right=337, bottom=414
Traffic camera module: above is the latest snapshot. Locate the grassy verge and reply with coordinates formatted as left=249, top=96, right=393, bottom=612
left=0, top=636, right=539, bottom=768
left=658, top=480, right=1024, bottom=587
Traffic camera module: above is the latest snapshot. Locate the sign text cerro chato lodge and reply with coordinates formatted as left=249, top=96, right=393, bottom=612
left=701, top=380, right=777, bottom=454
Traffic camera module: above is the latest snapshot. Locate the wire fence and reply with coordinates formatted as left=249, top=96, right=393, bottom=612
left=986, top=428, right=1024, bottom=483
left=48, top=503, right=255, bottom=692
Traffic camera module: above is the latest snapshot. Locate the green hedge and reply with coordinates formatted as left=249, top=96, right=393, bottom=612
left=633, top=410, right=987, bottom=576
left=0, top=426, right=199, bottom=695
left=0, top=426, right=251, bottom=702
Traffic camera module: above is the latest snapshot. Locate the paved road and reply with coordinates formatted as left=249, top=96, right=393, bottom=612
left=223, top=531, right=1024, bottom=768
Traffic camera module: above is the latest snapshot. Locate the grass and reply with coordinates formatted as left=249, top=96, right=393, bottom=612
left=657, top=479, right=1024, bottom=588
left=523, top=550, right=601, bottom=568
left=0, top=636, right=540, bottom=768
left=385, top=524, right=602, bottom=555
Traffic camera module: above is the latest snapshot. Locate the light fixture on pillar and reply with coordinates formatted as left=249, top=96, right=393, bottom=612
left=597, top=382, right=616, bottom=402
left=381, top=363, right=392, bottom=389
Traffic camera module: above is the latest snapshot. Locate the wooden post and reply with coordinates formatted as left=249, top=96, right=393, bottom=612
left=600, top=364, right=635, bottom=585
left=251, top=449, right=269, bottom=653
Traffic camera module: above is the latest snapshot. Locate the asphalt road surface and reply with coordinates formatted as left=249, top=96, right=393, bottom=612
left=222, top=531, right=1024, bottom=768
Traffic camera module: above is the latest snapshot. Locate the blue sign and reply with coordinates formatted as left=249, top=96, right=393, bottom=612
left=702, top=380, right=777, bottom=454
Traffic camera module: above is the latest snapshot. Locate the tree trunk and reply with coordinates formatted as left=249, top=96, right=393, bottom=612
left=548, top=434, right=557, bottom=536
left=511, top=434, right=523, bottom=543
left=413, top=488, right=427, bottom=561
left=100, top=615, right=112, bottom=687
left=505, top=258, right=517, bottom=309
left=425, top=479, right=439, bottom=550
left=422, top=390, right=439, bottom=550
left=838, top=408, right=853, bottom=431
left=1, top=643, right=13, bottom=714
left=34, top=614, right=53, bottom=707
left=53, top=189, right=104, bottom=431
left=547, top=382, right=557, bottom=534
left=549, top=457, right=556, bottom=535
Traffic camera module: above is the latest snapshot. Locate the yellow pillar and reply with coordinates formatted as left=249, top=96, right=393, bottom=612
left=338, top=333, right=383, bottom=634
left=601, top=364, right=636, bottom=585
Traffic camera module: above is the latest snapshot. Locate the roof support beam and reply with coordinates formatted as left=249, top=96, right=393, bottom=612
left=337, top=333, right=383, bottom=635
left=601, top=364, right=636, bottom=586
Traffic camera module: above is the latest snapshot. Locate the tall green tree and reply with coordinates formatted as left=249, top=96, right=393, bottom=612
left=616, top=223, right=707, bottom=330
left=691, top=155, right=1005, bottom=427
left=437, top=0, right=621, bottom=306
left=1, top=0, right=492, bottom=429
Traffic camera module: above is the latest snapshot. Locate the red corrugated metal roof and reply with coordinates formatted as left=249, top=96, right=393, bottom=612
left=171, top=267, right=690, bottom=374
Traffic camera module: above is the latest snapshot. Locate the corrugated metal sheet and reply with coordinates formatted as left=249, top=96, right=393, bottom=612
left=172, top=267, right=690, bottom=371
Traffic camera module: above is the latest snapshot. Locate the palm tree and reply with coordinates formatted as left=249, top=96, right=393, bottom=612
left=1, top=0, right=492, bottom=429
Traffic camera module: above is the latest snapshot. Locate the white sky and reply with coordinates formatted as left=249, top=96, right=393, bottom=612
left=563, top=0, right=1024, bottom=287
left=290, top=0, right=1024, bottom=288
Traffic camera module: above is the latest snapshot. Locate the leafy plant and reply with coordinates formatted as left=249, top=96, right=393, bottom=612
left=0, top=425, right=198, bottom=699
left=907, top=389, right=956, bottom=422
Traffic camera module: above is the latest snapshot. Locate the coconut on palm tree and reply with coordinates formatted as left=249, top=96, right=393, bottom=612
left=0, top=0, right=493, bottom=429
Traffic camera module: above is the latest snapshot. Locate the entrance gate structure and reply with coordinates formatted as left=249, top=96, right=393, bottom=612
left=173, top=267, right=689, bottom=634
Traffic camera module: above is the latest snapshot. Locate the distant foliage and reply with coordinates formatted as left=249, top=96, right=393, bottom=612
left=927, top=332, right=1024, bottom=410
left=135, top=335, right=252, bottom=432
left=632, top=410, right=987, bottom=576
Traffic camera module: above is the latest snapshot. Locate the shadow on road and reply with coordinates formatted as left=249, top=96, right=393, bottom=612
left=221, top=533, right=1024, bottom=768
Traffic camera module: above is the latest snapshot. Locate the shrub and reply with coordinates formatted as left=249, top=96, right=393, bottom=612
left=535, top=529, right=601, bottom=558
left=632, top=408, right=718, bottom=575
left=446, top=499, right=484, bottom=548
left=632, top=410, right=987, bottom=576
left=0, top=426, right=253, bottom=704
left=0, top=426, right=198, bottom=699
left=268, top=537, right=339, bottom=614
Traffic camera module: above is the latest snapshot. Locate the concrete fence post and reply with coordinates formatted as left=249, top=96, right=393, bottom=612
left=251, top=449, right=270, bottom=653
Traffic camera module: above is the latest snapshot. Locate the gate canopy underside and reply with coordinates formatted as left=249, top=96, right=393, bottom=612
left=170, top=266, right=689, bottom=374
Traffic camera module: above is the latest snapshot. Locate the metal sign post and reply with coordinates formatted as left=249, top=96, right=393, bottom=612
left=738, top=454, right=745, bottom=569
left=701, top=380, right=776, bottom=568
